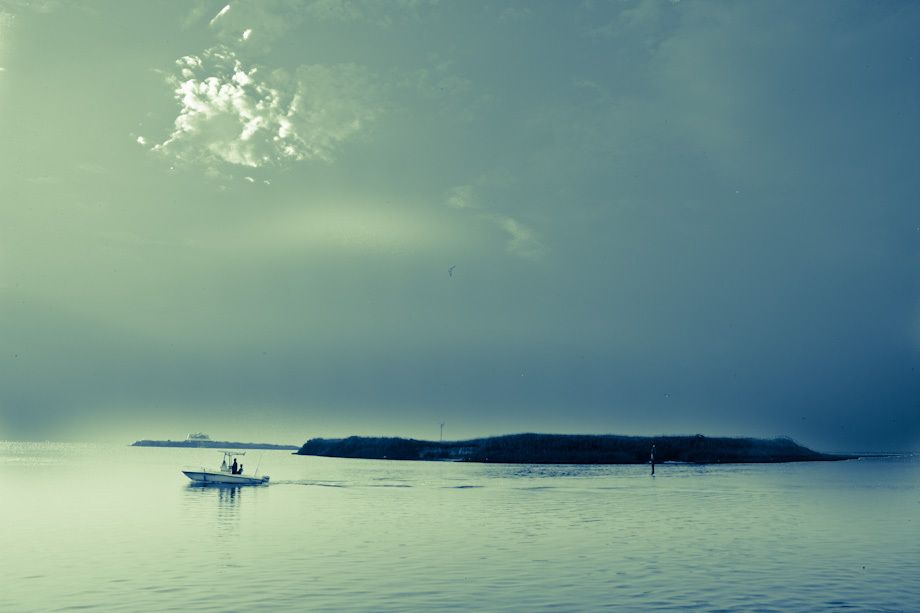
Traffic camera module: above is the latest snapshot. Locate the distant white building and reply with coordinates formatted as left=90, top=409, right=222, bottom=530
left=186, top=433, right=211, bottom=442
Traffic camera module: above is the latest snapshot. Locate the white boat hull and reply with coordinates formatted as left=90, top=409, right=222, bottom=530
left=182, top=470, right=269, bottom=485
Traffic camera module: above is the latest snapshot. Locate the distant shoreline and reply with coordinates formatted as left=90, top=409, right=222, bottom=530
left=132, top=440, right=299, bottom=451
left=297, top=433, right=858, bottom=464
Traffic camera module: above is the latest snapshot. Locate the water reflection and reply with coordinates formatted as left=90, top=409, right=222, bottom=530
left=217, top=485, right=241, bottom=507
left=183, top=484, right=243, bottom=531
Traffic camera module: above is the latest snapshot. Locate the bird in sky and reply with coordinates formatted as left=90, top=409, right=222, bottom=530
left=448, top=265, right=456, bottom=277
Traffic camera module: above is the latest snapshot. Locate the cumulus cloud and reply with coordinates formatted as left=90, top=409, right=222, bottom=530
left=150, top=46, right=379, bottom=169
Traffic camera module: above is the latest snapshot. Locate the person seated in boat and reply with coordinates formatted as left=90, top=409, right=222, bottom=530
left=231, top=458, right=238, bottom=474
left=239, top=463, right=244, bottom=475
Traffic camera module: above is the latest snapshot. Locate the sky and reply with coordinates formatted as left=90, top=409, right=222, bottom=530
left=0, top=0, right=918, bottom=450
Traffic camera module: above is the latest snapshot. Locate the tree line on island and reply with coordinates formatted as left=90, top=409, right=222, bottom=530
left=297, top=433, right=855, bottom=464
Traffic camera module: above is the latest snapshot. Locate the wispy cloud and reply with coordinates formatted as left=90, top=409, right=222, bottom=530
left=196, top=0, right=441, bottom=52
left=407, top=56, right=491, bottom=123
left=147, top=46, right=379, bottom=169
left=584, top=0, right=680, bottom=43
left=446, top=183, right=545, bottom=260
left=498, top=7, right=532, bottom=23
left=76, top=163, right=108, bottom=175
left=209, top=4, right=231, bottom=27
left=195, top=202, right=454, bottom=256
left=179, top=2, right=214, bottom=30
left=305, top=0, right=440, bottom=26
left=1, top=0, right=63, bottom=15
left=304, top=0, right=363, bottom=22
left=492, top=215, right=545, bottom=261
left=205, top=1, right=304, bottom=52
left=24, top=175, right=60, bottom=185
left=0, top=10, right=14, bottom=65
left=446, top=185, right=476, bottom=210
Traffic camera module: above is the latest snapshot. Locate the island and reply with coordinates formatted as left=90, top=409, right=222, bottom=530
left=132, top=436, right=298, bottom=451
left=297, top=433, right=856, bottom=464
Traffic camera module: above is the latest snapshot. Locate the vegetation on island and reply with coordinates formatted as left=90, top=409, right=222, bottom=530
left=297, top=433, right=855, bottom=464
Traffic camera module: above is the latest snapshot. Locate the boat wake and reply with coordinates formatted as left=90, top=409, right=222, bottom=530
left=269, top=480, right=350, bottom=488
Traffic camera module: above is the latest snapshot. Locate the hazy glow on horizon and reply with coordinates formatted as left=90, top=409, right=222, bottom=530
left=0, top=1, right=918, bottom=450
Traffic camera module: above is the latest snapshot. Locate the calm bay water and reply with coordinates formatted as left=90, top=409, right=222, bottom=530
left=1, top=442, right=917, bottom=612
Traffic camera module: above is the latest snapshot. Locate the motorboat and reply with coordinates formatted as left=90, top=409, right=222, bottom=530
left=182, top=451, right=269, bottom=485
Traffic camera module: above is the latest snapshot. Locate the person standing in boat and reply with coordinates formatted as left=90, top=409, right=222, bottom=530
left=231, top=458, right=238, bottom=474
